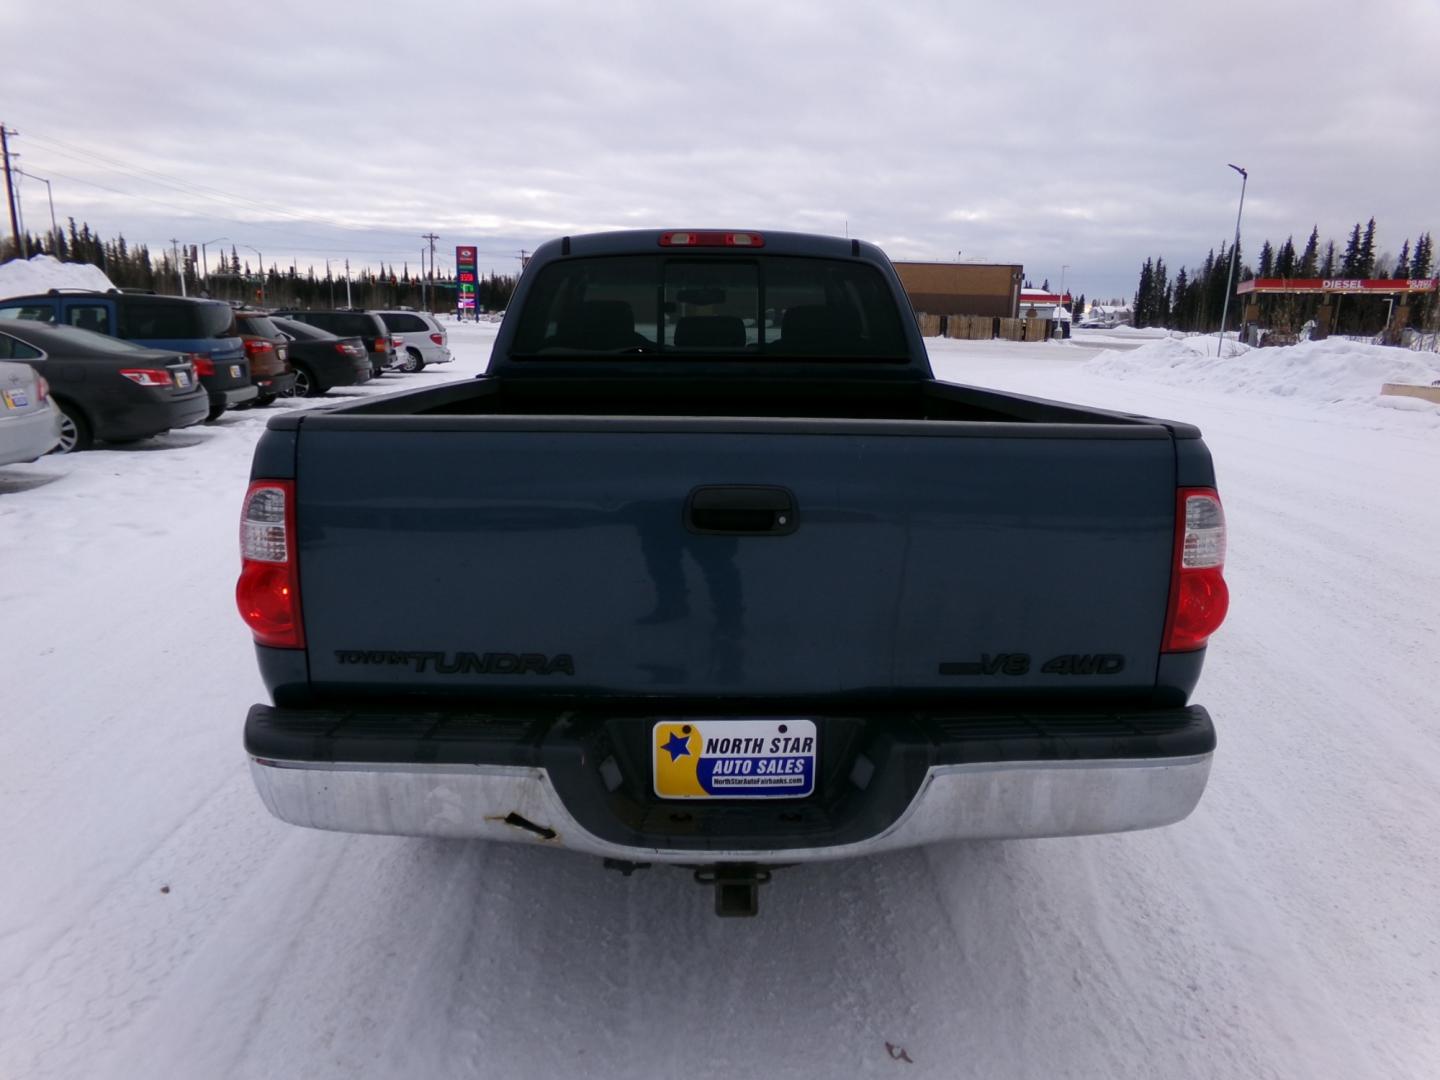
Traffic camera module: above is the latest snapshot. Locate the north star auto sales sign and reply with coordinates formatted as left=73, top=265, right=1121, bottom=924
left=456, top=246, right=478, bottom=309
left=1237, top=277, right=1440, bottom=295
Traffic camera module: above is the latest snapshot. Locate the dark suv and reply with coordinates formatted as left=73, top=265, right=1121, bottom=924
left=271, top=309, right=396, bottom=379
left=0, top=290, right=256, bottom=420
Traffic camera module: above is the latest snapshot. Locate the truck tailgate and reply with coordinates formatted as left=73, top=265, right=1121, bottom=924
left=294, top=421, right=1176, bottom=700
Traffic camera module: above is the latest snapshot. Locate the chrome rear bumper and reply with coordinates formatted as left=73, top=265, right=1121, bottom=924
left=249, top=751, right=1212, bottom=863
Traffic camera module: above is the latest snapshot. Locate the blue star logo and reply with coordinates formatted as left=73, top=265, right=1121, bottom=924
left=661, top=731, right=692, bottom=762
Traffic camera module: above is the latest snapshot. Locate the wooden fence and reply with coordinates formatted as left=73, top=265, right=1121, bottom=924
left=915, top=313, right=1057, bottom=342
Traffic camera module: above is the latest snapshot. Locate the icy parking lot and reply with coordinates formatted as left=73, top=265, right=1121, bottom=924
left=2, top=322, right=1439, bottom=1079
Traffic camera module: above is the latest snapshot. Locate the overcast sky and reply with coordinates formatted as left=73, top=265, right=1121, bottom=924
left=2, top=0, right=1437, bottom=300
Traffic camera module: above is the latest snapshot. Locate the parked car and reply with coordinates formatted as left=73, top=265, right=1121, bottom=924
left=269, top=316, right=372, bottom=397
left=375, top=309, right=452, bottom=371
left=0, top=319, right=207, bottom=452
left=0, top=290, right=256, bottom=420
left=271, top=309, right=396, bottom=379
left=0, top=357, right=62, bottom=464
left=232, top=311, right=298, bottom=404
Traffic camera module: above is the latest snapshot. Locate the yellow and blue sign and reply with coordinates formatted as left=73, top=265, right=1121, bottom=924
left=653, top=719, right=817, bottom=799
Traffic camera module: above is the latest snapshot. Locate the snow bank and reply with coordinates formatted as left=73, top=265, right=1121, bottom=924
left=1086, top=324, right=1161, bottom=337
left=1084, top=333, right=1440, bottom=410
left=0, top=254, right=116, bottom=300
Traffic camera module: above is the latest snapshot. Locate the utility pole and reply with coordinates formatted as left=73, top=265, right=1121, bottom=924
left=1, top=124, right=24, bottom=259
left=344, top=257, right=352, bottom=307
left=170, top=238, right=187, bottom=297
left=422, top=233, right=439, bottom=313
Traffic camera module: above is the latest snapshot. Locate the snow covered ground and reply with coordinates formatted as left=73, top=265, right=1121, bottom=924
left=2, top=323, right=1438, bottom=1079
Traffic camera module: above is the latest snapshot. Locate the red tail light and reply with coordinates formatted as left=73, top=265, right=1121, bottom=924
left=373, top=337, right=388, bottom=351
left=35, top=374, right=50, bottom=402
left=119, top=368, right=174, bottom=387
left=392, top=335, right=404, bottom=348
left=429, top=332, right=444, bottom=345
left=236, top=480, right=304, bottom=649
left=244, top=339, right=274, bottom=358
left=1162, top=488, right=1229, bottom=652
left=192, top=354, right=215, bottom=376
left=659, top=231, right=765, bottom=248
left=334, top=342, right=352, bottom=355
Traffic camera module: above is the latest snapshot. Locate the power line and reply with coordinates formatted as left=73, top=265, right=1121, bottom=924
left=18, top=165, right=461, bottom=262
left=23, top=131, right=365, bottom=234
left=23, top=131, right=532, bottom=267
left=9, top=129, right=532, bottom=277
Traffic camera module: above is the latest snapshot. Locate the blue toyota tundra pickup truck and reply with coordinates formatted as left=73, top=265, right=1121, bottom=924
left=237, top=229, right=1229, bottom=915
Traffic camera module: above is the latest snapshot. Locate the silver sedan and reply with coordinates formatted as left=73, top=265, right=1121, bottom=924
left=0, top=359, right=62, bottom=465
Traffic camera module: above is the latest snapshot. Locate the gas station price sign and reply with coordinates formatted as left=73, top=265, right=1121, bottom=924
left=456, top=246, right=478, bottom=309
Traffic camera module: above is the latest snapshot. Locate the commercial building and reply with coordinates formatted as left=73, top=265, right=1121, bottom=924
left=891, top=262, right=1023, bottom=318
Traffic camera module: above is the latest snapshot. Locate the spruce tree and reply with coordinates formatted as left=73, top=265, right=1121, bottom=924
left=1209, top=242, right=1235, bottom=329
left=1340, top=223, right=1362, bottom=276
left=1154, top=257, right=1170, bottom=326
left=1134, top=258, right=1154, bottom=327
left=1258, top=240, right=1274, bottom=277
left=1358, top=217, right=1377, bottom=278
left=1392, top=239, right=1410, bottom=280
left=1275, top=236, right=1296, bottom=278
left=1410, top=233, right=1432, bottom=278
left=1171, top=268, right=1190, bottom=328
left=1298, top=227, right=1320, bottom=277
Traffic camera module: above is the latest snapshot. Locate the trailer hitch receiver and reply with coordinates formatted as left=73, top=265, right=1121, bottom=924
left=694, top=864, right=772, bottom=917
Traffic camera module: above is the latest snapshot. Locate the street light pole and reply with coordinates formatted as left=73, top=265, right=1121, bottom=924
left=170, top=238, right=187, bottom=297
left=1217, top=163, right=1248, bottom=357
left=17, top=170, right=57, bottom=250
left=200, top=236, right=228, bottom=284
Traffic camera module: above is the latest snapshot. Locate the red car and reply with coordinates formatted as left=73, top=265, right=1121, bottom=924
left=234, top=311, right=298, bottom=405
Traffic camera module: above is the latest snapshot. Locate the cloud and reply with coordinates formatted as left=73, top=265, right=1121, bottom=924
left=2, top=0, right=1436, bottom=299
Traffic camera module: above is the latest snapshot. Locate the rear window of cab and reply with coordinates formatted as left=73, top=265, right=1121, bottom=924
left=511, top=255, right=908, bottom=359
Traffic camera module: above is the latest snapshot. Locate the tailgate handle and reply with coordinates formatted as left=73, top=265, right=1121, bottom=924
left=686, top=486, right=797, bottom=535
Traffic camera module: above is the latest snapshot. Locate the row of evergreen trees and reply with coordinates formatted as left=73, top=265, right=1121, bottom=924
left=1132, top=219, right=1436, bottom=336
left=0, top=219, right=519, bottom=313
